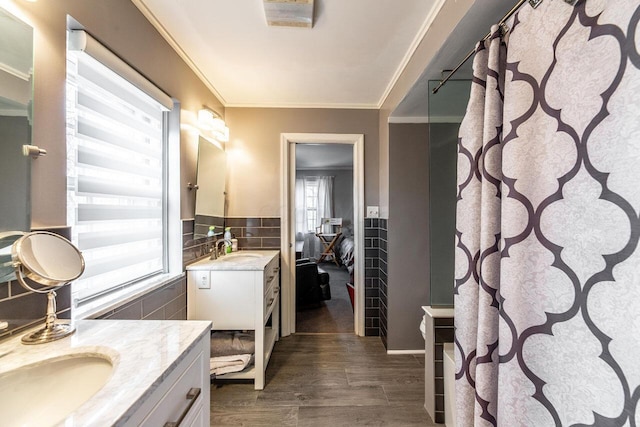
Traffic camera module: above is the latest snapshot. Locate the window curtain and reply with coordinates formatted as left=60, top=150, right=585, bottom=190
left=317, top=176, right=334, bottom=232
left=455, top=2, right=640, bottom=426
left=295, top=176, right=333, bottom=260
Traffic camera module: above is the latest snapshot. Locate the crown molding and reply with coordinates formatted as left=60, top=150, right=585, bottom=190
left=376, top=0, right=446, bottom=109
left=132, top=0, right=227, bottom=105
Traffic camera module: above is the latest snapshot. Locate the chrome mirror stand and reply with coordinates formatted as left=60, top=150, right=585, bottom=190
left=13, top=270, right=74, bottom=345
left=11, top=231, right=85, bottom=345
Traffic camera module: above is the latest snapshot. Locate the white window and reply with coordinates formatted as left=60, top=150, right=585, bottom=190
left=66, top=30, right=179, bottom=313
left=295, top=176, right=333, bottom=236
left=305, top=178, right=319, bottom=232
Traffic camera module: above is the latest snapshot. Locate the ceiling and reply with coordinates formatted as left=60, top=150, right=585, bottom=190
left=132, top=0, right=445, bottom=109
left=133, top=0, right=514, bottom=118
left=296, top=143, right=353, bottom=170
left=392, top=0, right=514, bottom=119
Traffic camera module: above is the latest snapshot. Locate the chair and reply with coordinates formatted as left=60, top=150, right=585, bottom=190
left=296, top=258, right=331, bottom=305
left=315, top=218, right=343, bottom=266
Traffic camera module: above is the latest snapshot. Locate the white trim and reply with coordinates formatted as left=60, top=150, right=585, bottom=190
left=131, top=0, right=227, bottom=106
left=224, top=102, right=379, bottom=109
left=388, top=116, right=429, bottom=124
left=387, top=349, right=426, bottom=355
left=375, top=0, right=446, bottom=109
left=0, top=62, right=31, bottom=82
left=280, top=133, right=365, bottom=337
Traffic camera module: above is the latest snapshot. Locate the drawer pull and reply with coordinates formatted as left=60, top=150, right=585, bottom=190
left=164, top=387, right=201, bottom=427
left=267, top=275, right=275, bottom=282
left=273, top=286, right=280, bottom=294
left=267, top=297, right=275, bottom=307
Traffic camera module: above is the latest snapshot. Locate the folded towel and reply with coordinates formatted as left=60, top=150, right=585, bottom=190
left=210, top=354, right=253, bottom=376
left=210, top=331, right=255, bottom=357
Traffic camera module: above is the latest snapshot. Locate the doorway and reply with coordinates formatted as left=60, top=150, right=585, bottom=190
left=280, top=133, right=365, bottom=337
left=295, top=145, right=353, bottom=333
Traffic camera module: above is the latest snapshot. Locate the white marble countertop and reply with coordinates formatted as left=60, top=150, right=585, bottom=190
left=186, top=250, right=279, bottom=271
left=422, top=305, right=455, bottom=318
left=0, top=319, right=211, bottom=426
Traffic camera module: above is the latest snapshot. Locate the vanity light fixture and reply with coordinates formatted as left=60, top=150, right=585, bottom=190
left=197, top=108, right=229, bottom=143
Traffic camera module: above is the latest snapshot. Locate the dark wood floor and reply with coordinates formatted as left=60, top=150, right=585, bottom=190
left=210, top=333, right=435, bottom=426
left=296, top=263, right=353, bottom=333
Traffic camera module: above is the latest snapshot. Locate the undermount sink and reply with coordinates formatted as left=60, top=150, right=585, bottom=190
left=220, top=253, right=262, bottom=261
left=0, top=353, right=113, bottom=426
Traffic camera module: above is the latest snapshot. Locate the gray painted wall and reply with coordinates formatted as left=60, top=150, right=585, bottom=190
left=387, top=123, right=430, bottom=350
left=429, top=123, right=460, bottom=306
left=224, top=107, right=379, bottom=217
left=296, top=168, right=354, bottom=233
left=12, top=0, right=223, bottom=228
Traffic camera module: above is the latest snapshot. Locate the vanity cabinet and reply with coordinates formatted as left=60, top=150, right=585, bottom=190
left=126, top=331, right=210, bottom=426
left=186, top=251, right=280, bottom=390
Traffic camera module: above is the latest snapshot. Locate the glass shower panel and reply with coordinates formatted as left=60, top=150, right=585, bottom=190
left=428, top=79, right=471, bottom=306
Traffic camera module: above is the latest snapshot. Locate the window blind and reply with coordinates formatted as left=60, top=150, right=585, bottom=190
left=66, top=35, right=168, bottom=304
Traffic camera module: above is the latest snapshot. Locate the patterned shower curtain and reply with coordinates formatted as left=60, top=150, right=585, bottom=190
left=455, top=1, right=640, bottom=426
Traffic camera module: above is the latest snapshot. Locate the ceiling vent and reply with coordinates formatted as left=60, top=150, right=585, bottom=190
left=263, top=0, right=314, bottom=28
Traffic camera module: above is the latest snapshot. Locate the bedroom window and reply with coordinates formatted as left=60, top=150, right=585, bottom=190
left=304, top=178, right=319, bottom=232
left=295, top=176, right=334, bottom=235
left=66, top=29, right=179, bottom=314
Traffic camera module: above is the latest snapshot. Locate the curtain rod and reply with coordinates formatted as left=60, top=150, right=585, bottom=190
left=431, top=0, right=536, bottom=95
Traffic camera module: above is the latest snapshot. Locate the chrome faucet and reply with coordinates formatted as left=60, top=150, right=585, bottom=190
left=210, top=239, right=227, bottom=260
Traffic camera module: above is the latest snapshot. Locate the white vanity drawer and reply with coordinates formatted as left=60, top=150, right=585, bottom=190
left=140, top=349, right=205, bottom=427
left=264, top=259, right=279, bottom=294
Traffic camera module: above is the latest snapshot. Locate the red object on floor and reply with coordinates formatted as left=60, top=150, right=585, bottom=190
left=345, top=283, right=355, bottom=312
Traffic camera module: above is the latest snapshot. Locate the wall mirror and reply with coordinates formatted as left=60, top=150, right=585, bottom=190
left=0, top=6, right=34, bottom=232
left=194, top=136, right=226, bottom=238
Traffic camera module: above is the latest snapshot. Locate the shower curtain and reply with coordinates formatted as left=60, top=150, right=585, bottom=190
left=455, top=1, right=640, bottom=426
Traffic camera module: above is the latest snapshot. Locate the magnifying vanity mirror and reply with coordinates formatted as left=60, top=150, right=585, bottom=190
left=194, top=136, right=226, bottom=238
left=11, top=232, right=85, bottom=344
left=0, top=7, right=34, bottom=232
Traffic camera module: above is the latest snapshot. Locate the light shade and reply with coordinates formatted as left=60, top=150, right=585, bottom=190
left=264, top=0, right=314, bottom=28
left=198, top=108, right=229, bottom=142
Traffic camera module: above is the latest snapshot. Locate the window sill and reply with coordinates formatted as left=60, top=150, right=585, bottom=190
left=74, top=272, right=185, bottom=320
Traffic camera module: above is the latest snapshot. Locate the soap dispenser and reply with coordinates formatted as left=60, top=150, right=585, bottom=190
left=224, top=227, right=232, bottom=253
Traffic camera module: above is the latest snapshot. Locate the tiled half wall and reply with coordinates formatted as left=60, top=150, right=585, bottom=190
left=183, top=217, right=281, bottom=267
left=364, top=218, right=387, bottom=340
left=96, top=275, right=186, bottom=321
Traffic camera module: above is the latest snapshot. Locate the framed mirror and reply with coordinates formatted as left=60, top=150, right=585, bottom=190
left=194, top=136, right=226, bottom=238
left=0, top=6, right=34, bottom=232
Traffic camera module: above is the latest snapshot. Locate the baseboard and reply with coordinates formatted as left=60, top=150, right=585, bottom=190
left=386, top=349, right=425, bottom=355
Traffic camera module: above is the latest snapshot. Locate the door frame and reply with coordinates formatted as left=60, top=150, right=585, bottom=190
left=280, top=133, right=365, bottom=337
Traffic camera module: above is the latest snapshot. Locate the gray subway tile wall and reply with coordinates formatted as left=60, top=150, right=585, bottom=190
left=379, top=219, right=388, bottom=346
left=0, top=226, right=72, bottom=339
left=364, top=218, right=387, bottom=339
left=226, top=217, right=281, bottom=250
left=433, top=317, right=455, bottom=423
left=97, top=275, right=187, bottom=321
left=183, top=216, right=225, bottom=267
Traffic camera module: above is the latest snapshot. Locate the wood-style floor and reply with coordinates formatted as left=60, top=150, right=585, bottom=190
left=210, top=333, right=435, bottom=426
